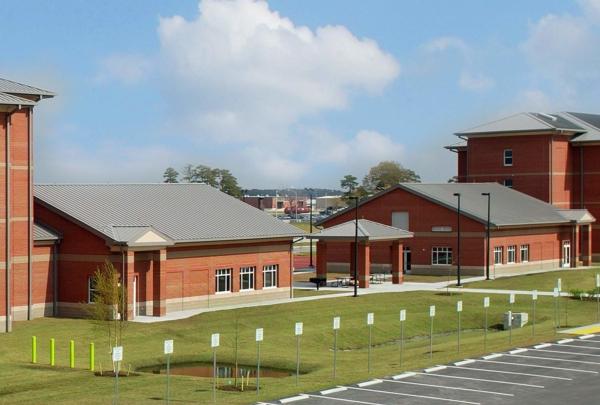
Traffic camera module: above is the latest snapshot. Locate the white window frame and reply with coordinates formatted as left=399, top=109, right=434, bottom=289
left=504, top=149, right=513, bottom=166
left=87, top=276, right=98, bottom=304
left=240, top=266, right=255, bottom=291
left=215, top=268, right=232, bottom=294
left=494, top=246, right=503, bottom=265
left=507, top=245, right=516, bottom=264
left=503, top=178, right=513, bottom=188
left=263, top=264, right=278, bottom=288
left=431, top=247, right=453, bottom=265
left=520, top=244, right=529, bottom=263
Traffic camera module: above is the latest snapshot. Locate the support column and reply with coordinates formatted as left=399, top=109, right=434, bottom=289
left=316, top=241, right=328, bottom=279
left=153, top=249, right=167, bottom=316
left=358, top=242, right=370, bottom=288
left=391, top=242, right=403, bottom=284
left=572, top=225, right=579, bottom=269
left=125, top=250, right=135, bottom=320
left=584, top=224, right=593, bottom=266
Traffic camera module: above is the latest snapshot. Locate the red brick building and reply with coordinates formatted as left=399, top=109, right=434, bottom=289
left=447, top=112, right=600, bottom=260
left=317, top=183, right=594, bottom=279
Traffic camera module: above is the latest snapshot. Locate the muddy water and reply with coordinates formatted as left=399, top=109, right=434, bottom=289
left=140, top=362, right=291, bottom=378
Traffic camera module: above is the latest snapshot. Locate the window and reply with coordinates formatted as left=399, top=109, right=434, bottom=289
left=88, top=276, right=98, bottom=303
left=520, top=245, right=529, bottom=262
left=503, top=178, right=513, bottom=188
left=215, top=268, right=232, bottom=293
left=504, top=149, right=513, bottom=166
left=263, top=264, right=278, bottom=288
left=507, top=245, right=516, bottom=264
left=431, top=226, right=452, bottom=232
left=240, top=267, right=255, bottom=291
left=392, top=212, right=409, bottom=230
left=432, top=247, right=453, bottom=265
left=494, top=246, right=503, bottom=265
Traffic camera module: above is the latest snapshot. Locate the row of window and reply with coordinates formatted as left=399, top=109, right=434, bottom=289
left=431, top=245, right=530, bottom=266
left=215, top=265, right=278, bottom=293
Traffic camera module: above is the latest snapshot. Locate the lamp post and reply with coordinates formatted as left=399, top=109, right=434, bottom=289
left=481, top=192, right=491, bottom=280
left=306, top=189, right=314, bottom=268
left=350, top=196, right=359, bottom=297
left=453, top=192, right=462, bottom=287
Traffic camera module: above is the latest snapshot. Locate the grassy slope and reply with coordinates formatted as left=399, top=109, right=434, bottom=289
left=0, top=291, right=596, bottom=404
left=465, top=267, right=600, bottom=291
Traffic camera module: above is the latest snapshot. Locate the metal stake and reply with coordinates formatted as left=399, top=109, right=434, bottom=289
left=368, top=324, right=372, bottom=374
left=256, top=340, right=261, bottom=395
left=114, top=361, right=119, bottom=405
left=457, top=310, right=461, bottom=353
left=165, top=354, right=171, bottom=405
left=399, top=320, right=404, bottom=368
left=212, top=349, right=217, bottom=403
left=333, top=328, right=338, bottom=379
left=484, top=306, right=488, bottom=352
left=296, top=335, right=300, bottom=385
left=532, top=298, right=536, bottom=336
left=430, top=317, right=434, bottom=359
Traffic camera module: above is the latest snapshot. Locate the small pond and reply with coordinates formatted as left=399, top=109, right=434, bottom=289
left=139, top=362, right=292, bottom=378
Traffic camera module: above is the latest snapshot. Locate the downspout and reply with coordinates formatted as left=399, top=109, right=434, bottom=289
left=120, top=246, right=126, bottom=321
left=27, top=107, right=33, bottom=320
left=5, top=110, right=13, bottom=332
left=52, top=241, right=59, bottom=317
left=580, top=147, right=584, bottom=209
left=549, top=136, right=553, bottom=204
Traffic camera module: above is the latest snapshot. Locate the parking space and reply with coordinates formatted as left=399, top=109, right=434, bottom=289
left=265, top=334, right=600, bottom=405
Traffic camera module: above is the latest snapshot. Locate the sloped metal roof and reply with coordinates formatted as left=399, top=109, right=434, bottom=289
left=0, top=92, right=37, bottom=106
left=557, top=209, right=596, bottom=224
left=34, top=184, right=304, bottom=245
left=308, top=219, right=413, bottom=241
left=33, top=222, right=61, bottom=241
left=455, top=112, right=583, bottom=136
left=562, top=112, right=600, bottom=143
left=0, top=78, right=55, bottom=97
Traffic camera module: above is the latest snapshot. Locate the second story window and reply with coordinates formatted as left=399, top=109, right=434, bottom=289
left=504, top=149, right=513, bottom=166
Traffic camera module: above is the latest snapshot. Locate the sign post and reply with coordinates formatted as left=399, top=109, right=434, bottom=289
left=596, top=274, right=600, bottom=322
left=332, top=317, right=340, bottom=379
left=367, top=313, right=374, bottom=374
left=532, top=290, right=538, bottom=336
left=255, top=328, right=263, bottom=395
left=456, top=301, right=463, bottom=353
left=429, top=305, right=435, bottom=360
left=556, top=279, right=562, bottom=328
left=483, top=297, right=490, bottom=352
left=509, top=293, right=515, bottom=344
left=295, top=322, right=303, bottom=385
left=112, top=346, right=123, bottom=405
left=164, top=340, right=173, bottom=405
left=399, top=309, right=406, bottom=368
left=553, top=288, right=559, bottom=333
left=211, top=333, right=220, bottom=403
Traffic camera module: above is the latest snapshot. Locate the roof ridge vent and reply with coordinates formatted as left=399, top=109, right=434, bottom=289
left=537, top=112, right=557, bottom=121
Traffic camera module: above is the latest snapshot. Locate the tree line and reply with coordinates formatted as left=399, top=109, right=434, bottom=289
left=162, top=165, right=243, bottom=198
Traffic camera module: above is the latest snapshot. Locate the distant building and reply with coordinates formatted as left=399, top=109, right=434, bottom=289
left=243, top=195, right=310, bottom=212
left=315, top=196, right=344, bottom=211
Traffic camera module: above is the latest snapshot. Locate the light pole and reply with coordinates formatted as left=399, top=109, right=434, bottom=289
left=305, top=188, right=314, bottom=268
left=481, top=192, right=491, bottom=280
left=453, top=193, right=462, bottom=287
left=350, top=196, right=359, bottom=297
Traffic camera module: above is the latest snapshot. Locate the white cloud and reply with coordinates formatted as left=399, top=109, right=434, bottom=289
left=580, top=0, right=600, bottom=21
left=459, top=71, right=495, bottom=91
left=157, top=0, right=400, bottom=143
left=96, top=54, right=152, bottom=84
left=423, top=36, right=469, bottom=56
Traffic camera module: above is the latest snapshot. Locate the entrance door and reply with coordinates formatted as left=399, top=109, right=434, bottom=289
left=133, top=276, right=139, bottom=318
left=562, top=241, right=571, bottom=268
left=403, top=247, right=411, bottom=273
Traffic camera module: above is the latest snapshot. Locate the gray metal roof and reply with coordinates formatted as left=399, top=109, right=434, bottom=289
left=563, top=112, right=600, bottom=143
left=34, top=184, right=304, bottom=245
left=0, top=92, right=37, bottom=106
left=33, top=222, right=61, bottom=242
left=0, top=78, right=55, bottom=97
left=557, top=209, right=596, bottom=224
left=318, top=183, right=593, bottom=228
left=455, top=112, right=584, bottom=137
left=308, top=219, right=413, bottom=241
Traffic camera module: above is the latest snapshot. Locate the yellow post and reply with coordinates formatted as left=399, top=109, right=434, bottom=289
left=89, top=342, right=95, bottom=371
left=32, top=336, right=37, bottom=364
left=69, top=340, right=75, bottom=368
left=50, top=338, right=55, bottom=366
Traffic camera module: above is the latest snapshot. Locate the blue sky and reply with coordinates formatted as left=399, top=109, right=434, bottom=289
left=2, top=0, right=599, bottom=188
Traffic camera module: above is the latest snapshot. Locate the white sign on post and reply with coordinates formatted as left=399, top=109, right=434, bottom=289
left=509, top=293, right=515, bottom=304
left=164, top=339, right=174, bottom=355
left=553, top=288, right=559, bottom=298
left=429, top=305, right=436, bottom=317
left=333, top=316, right=341, bottom=330
left=596, top=274, right=600, bottom=288
left=367, top=313, right=374, bottom=325
left=532, top=290, right=538, bottom=301
left=557, top=278, right=562, bottom=292
left=484, top=297, right=490, bottom=308
left=112, top=346, right=123, bottom=362
left=400, top=309, right=406, bottom=322
left=295, top=322, right=303, bottom=336
left=457, top=301, right=463, bottom=312
left=256, top=328, right=264, bottom=342
left=211, top=333, right=220, bottom=348
left=507, top=311, right=512, bottom=326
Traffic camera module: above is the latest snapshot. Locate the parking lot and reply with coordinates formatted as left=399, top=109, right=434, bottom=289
left=264, top=334, right=600, bottom=405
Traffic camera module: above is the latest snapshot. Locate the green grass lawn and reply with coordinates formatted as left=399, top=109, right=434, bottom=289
left=465, top=267, right=600, bottom=292
left=0, top=291, right=597, bottom=404
left=293, top=289, right=347, bottom=297
left=403, top=274, right=454, bottom=283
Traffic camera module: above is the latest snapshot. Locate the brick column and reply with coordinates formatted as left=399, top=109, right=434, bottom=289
left=125, top=250, right=135, bottom=320
left=152, top=249, right=167, bottom=316
left=358, top=242, right=370, bottom=288
left=584, top=224, right=593, bottom=266
left=391, top=241, right=403, bottom=284
left=316, top=241, right=328, bottom=279
left=572, top=225, right=579, bottom=268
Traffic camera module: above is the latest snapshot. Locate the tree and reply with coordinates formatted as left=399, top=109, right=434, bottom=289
left=362, top=161, right=421, bottom=192
left=217, top=169, right=242, bottom=198
left=178, top=163, right=243, bottom=198
left=196, top=165, right=219, bottom=187
left=86, top=260, right=127, bottom=351
left=162, top=167, right=179, bottom=183
left=340, top=174, right=358, bottom=194
left=181, top=164, right=198, bottom=183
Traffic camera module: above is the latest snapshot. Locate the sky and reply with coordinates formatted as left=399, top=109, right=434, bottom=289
left=2, top=0, right=600, bottom=188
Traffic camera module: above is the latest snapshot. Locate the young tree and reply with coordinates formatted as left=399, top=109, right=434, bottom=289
left=362, top=161, right=421, bottom=192
left=340, top=174, right=358, bottom=194
left=217, top=169, right=242, bottom=198
left=196, top=165, right=219, bottom=187
left=86, top=260, right=127, bottom=351
left=181, top=164, right=198, bottom=183
left=162, top=167, right=179, bottom=183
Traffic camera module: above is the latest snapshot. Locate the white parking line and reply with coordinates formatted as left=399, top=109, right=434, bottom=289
left=383, top=379, right=514, bottom=396
left=416, top=372, right=545, bottom=388
left=446, top=365, right=572, bottom=380
left=425, top=365, right=447, bottom=373
left=477, top=359, right=598, bottom=374
left=553, top=342, right=600, bottom=349
left=482, top=353, right=503, bottom=360
left=579, top=334, right=596, bottom=340
left=344, top=386, right=480, bottom=405
left=509, top=348, right=528, bottom=354
left=557, top=338, right=574, bottom=344
left=280, top=394, right=310, bottom=403
left=455, top=359, right=476, bottom=366
left=321, top=387, right=348, bottom=395
left=531, top=347, right=600, bottom=358
left=507, top=353, right=600, bottom=366
left=307, top=394, right=384, bottom=405
left=356, top=379, right=382, bottom=387
left=534, top=343, right=552, bottom=349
